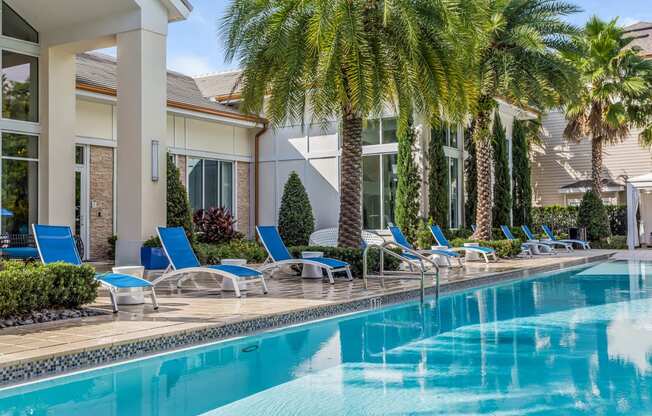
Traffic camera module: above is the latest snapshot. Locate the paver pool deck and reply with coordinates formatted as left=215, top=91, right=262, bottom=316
left=0, top=250, right=619, bottom=385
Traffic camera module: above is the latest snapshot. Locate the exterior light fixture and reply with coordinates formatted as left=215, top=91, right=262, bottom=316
left=151, top=140, right=160, bottom=182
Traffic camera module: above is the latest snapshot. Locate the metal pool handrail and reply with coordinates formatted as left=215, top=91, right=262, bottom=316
left=362, top=241, right=440, bottom=305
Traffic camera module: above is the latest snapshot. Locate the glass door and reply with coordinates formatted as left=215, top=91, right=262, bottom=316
left=74, top=145, right=89, bottom=259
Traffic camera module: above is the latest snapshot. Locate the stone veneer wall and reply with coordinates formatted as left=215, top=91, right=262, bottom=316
left=89, top=146, right=114, bottom=260
left=236, top=161, right=251, bottom=236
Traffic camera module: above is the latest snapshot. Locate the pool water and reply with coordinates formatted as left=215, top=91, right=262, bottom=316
left=2, top=260, right=652, bottom=415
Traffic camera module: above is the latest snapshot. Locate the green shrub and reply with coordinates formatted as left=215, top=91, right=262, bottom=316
left=464, top=127, right=477, bottom=226
left=0, top=262, right=98, bottom=318
left=531, top=205, right=579, bottom=233
left=449, top=238, right=522, bottom=258
left=193, top=239, right=268, bottom=264
left=590, top=235, right=627, bottom=249
left=107, top=235, right=117, bottom=260
left=167, top=154, right=193, bottom=237
left=288, top=245, right=402, bottom=278
left=511, top=119, right=533, bottom=226
left=605, top=205, right=627, bottom=235
left=445, top=228, right=474, bottom=240
left=416, top=217, right=435, bottom=250
left=142, top=236, right=161, bottom=248
left=492, top=111, right=512, bottom=226
left=577, top=190, right=611, bottom=241
left=278, top=172, right=315, bottom=246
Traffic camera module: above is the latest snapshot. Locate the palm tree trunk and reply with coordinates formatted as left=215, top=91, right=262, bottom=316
left=472, top=97, right=494, bottom=241
left=592, top=136, right=603, bottom=195
left=338, top=104, right=363, bottom=247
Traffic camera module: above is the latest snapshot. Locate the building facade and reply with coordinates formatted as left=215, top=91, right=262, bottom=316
left=532, top=22, right=652, bottom=208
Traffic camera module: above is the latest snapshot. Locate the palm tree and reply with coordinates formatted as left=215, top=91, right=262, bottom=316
left=564, top=17, right=652, bottom=195
left=470, top=0, right=579, bottom=240
left=221, top=0, right=474, bottom=247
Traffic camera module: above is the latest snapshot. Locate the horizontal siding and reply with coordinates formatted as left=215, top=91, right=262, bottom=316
left=533, top=110, right=652, bottom=206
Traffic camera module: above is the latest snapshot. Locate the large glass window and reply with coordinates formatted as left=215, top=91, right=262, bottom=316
left=2, top=2, right=38, bottom=43
left=187, top=158, right=234, bottom=213
left=362, top=118, right=397, bottom=146
left=431, top=123, right=459, bottom=148
left=362, top=154, right=398, bottom=230
left=362, top=156, right=381, bottom=229
left=2, top=51, right=38, bottom=122
left=1, top=133, right=38, bottom=234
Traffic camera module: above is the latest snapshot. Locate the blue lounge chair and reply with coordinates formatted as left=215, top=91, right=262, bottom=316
left=430, top=225, right=498, bottom=263
left=256, top=226, right=352, bottom=284
left=542, top=225, right=591, bottom=250
left=500, top=225, right=553, bottom=256
left=521, top=225, right=572, bottom=252
left=153, top=227, right=267, bottom=297
left=32, top=224, right=157, bottom=313
left=388, top=226, right=463, bottom=267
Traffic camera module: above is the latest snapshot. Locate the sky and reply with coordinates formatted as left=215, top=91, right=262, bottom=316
left=100, top=0, right=652, bottom=77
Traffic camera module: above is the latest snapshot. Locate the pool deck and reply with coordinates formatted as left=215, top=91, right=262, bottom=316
left=0, top=249, right=618, bottom=385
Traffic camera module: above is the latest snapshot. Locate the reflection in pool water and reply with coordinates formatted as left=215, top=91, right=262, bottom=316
left=2, top=261, right=652, bottom=415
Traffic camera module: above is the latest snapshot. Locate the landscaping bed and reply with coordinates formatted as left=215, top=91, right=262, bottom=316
left=0, top=308, right=105, bottom=329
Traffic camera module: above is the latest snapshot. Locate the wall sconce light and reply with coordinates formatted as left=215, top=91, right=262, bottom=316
left=151, top=139, right=160, bottom=182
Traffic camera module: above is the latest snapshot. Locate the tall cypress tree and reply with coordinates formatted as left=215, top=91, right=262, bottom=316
left=395, top=119, right=421, bottom=242
left=428, top=123, right=449, bottom=228
left=278, top=171, right=315, bottom=246
left=512, top=119, right=533, bottom=226
left=492, top=111, right=511, bottom=226
left=464, top=126, right=477, bottom=227
left=167, top=154, right=193, bottom=237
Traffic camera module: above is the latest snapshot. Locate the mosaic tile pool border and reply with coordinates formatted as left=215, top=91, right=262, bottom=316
left=0, top=253, right=612, bottom=387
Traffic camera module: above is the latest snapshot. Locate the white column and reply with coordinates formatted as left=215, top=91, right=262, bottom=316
left=39, top=45, right=76, bottom=227
left=115, top=28, right=167, bottom=266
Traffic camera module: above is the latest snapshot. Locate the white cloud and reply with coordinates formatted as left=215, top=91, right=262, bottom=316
left=168, top=54, right=215, bottom=76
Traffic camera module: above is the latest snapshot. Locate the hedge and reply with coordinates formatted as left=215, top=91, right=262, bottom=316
left=449, top=238, right=523, bottom=258
left=531, top=205, right=626, bottom=237
left=289, top=246, right=402, bottom=278
left=590, top=235, right=627, bottom=249
left=0, top=262, right=99, bottom=318
left=194, top=240, right=268, bottom=264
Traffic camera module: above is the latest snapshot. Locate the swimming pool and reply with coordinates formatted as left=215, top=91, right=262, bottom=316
left=1, top=260, right=652, bottom=415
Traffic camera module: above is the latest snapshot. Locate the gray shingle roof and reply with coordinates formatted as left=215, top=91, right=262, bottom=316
left=560, top=179, right=624, bottom=190
left=194, top=70, right=242, bottom=99
left=76, top=52, right=244, bottom=117
left=624, top=22, right=652, bottom=55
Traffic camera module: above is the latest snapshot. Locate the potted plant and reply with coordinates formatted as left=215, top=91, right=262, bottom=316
left=140, top=236, right=169, bottom=270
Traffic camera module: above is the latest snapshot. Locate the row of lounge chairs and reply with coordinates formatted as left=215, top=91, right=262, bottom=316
left=30, top=222, right=590, bottom=313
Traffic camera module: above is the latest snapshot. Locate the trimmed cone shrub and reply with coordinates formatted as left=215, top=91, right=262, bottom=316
left=492, top=111, right=511, bottom=226
left=429, top=123, right=449, bottom=228
left=167, top=154, right=193, bottom=237
left=577, top=190, right=611, bottom=241
left=278, top=172, right=315, bottom=246
left=395, top=120, right=421, bottom=243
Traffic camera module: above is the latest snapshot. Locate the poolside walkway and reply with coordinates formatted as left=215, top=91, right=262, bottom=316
left=0, top=249, right=616, bottom=385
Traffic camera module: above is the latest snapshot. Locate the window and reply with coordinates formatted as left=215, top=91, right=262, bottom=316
left=362, top=118, right=397, bottom=146
left=187, top=158, right=234, bottom=213
left=2, top=51, right=38, bottom=122
left=1, top=133, right=38, bottom=234
left=2, top=2, right=38, bottom=44
left=362, top=154, right=398, bottom=229
left=431, top=123, right=458, bottom=148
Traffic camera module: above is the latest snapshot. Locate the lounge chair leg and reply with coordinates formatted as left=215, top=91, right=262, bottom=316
left=150, top=288, right=159, bottom=310
left=109, top=289, right=119, bottom=313
left=345, top=267, right=353, bottom=281
left=483, top=253, right=489, bottom=264
left=233, top=280, right=242, bottom=298
left=326, top=269, right=335, bottom=285
left=261, top=277, right=269, bottom=294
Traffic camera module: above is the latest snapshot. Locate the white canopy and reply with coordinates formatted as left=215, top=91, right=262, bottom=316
left=626, top=173, right=652, bottom=249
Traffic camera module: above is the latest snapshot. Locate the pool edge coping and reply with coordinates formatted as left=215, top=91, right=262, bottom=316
left=0, top=252, right=614, bottom=387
